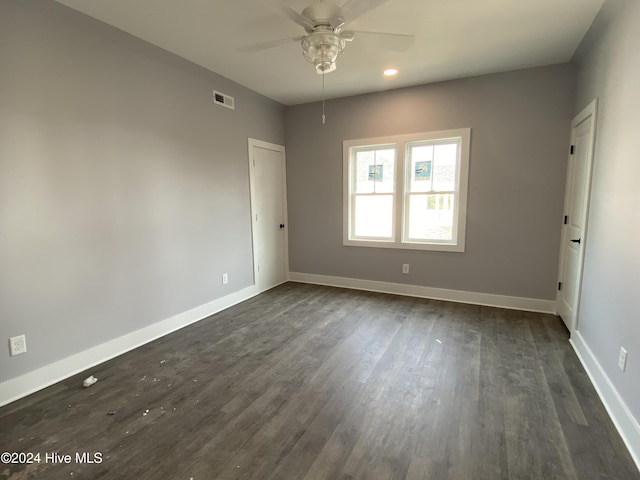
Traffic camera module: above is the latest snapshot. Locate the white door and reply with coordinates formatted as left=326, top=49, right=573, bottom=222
left=248, top=139, right=288, bottom=292
left=557, top=99, right=597, bottom=332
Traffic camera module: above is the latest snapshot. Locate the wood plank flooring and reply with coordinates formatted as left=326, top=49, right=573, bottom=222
left=1, top=283, right=638, bottom=479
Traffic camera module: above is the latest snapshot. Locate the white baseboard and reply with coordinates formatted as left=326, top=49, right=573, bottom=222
left=288, top=272, right=556, bottom=314
left=0, top=285, right=261, bottom=408
left=570, top=331, right=640, bottom=472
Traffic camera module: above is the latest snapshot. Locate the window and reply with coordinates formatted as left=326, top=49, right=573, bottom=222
left=343, top=128, right=470, bottom=252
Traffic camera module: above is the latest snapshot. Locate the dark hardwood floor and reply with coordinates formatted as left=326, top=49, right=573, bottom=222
left=1, top=283, right=638, bottom=479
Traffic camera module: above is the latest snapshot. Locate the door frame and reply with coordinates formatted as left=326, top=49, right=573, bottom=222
left=556, top=98, right=598, bottom=333
left=247, top=138, right=289, bottom=292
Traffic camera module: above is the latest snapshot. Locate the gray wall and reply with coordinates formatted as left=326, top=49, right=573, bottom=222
left=573, top=0, right=640, bottom=423
left=285, top=65, right=575, bottom=300
left=0, top=0, right=284, bottom=382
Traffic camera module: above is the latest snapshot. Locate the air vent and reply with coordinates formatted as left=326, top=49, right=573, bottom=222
left=213, top=90, right=235, bottom=110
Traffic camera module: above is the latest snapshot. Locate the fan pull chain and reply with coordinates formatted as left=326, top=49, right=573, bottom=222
left=322, top=72, right=326, bottom=124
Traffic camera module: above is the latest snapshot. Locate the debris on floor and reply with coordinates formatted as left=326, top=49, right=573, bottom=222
left=107, top=410, right=116, bottom=416
left=83, top=375, right=97, bottom=388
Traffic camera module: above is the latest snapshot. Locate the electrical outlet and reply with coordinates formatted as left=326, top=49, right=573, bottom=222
left=9, top=335, right=27, bottom=356
left=618, top=347, right=627, bottom=372
left=402, top=264, right=410, bottom=274
left=222, top=273, right=229, bottom=285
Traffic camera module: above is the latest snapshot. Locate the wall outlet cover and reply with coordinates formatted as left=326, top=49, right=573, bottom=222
left=618, top=347, right=627, bottom=371
left=9, top=335, right=27, bottom=356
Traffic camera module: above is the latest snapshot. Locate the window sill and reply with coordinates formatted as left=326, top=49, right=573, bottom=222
left=343, top=239, right=465, bottom=253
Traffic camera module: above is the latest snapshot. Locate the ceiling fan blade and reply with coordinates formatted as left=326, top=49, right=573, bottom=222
left=341, top=0, right=389, bottom=24
left=282, top=6, right=315, bottom=31
left=344, top=30, right=415, bottom=52
left=238, top=36, right=305, bottom=53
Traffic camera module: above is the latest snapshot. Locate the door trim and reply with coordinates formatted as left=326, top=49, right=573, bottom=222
left=247, top=138, right=289, bottom=292
left=556, top=99, right=598, bottom=332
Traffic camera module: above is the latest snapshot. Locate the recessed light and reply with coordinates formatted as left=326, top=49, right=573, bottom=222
left=383, top=68, right=398, bottom=77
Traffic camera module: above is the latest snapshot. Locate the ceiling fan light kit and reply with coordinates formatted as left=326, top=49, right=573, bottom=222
left=302, top=30, right=346, bottom=74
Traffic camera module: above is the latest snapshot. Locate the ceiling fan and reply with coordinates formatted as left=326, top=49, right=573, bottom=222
left=239, top=0, right=415, bottom=74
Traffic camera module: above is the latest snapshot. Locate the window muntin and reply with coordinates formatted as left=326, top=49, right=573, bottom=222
left=343, top=129, right=470, bottom=252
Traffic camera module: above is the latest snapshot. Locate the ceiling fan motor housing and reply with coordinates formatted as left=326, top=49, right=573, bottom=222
left=301, top=1, right=345, bottom=31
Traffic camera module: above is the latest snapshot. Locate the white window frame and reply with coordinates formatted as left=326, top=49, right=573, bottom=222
left=343, top=128, right=471, bottom=252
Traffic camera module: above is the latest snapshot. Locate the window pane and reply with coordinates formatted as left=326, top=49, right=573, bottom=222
left=432, top=143, right=458, bottom=191
left=407, top=194, right=455, bottom=240
left=354, top=194, right=393, bottom=238
left=355, top=148, right=395, bottom=194
left=408, top=145, right=434, bottom=193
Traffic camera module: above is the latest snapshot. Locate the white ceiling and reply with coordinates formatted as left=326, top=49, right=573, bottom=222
left=53, top=0, right=604, bottom=106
